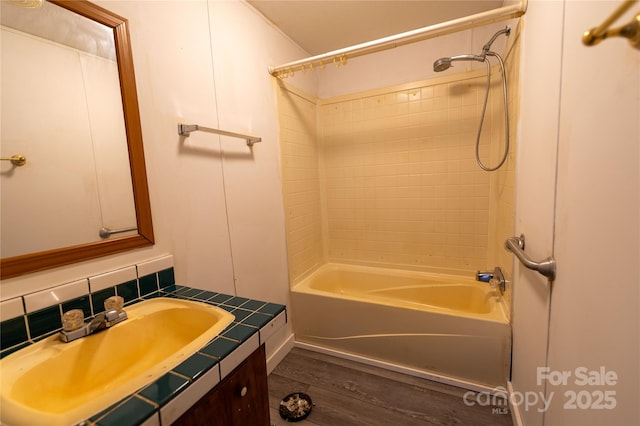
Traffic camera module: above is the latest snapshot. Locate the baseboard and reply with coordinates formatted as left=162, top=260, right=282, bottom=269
left=266, top=332, right=295, bottom=374
left=294, top=340, right=502, bottom=395
left=507, top=381, right=524, bottom=426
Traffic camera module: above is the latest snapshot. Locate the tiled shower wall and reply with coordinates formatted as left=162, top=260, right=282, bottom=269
left=278, top=27, right=520, bottom=285
left=320, top=74, right=493, bottom=274
left=277, top=86, right=324, bottom=282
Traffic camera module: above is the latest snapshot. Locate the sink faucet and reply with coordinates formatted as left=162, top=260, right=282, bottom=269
left=60, top=296, right=128, bottom=343
left=86, top=312, right=108, bottom=335
left=476, top=267, right=506, bottom=293
left=86, top=310, right=122, bottom=334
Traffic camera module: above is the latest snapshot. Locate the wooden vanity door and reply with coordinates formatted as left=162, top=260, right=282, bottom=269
left=219, top=344, right=270, bottom=425
left=175, top=345, right=270, bottom=426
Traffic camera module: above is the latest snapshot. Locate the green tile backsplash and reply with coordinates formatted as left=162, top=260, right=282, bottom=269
left=0, top=316, right=28, bottom=349
left=26, top=305, right=62, bottom=339
left=0, top=267, right=176, bottom=357
left=158, top=268, right=175, bottom=289
left=91, top=288, right=116, bottom=314
left=62, top=296, right=92, bottom=319
left=116, top=280, right=139, bottom=303
left=138, top=274, right=159, bottom=296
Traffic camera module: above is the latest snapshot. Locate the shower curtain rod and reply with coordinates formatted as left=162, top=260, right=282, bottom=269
left=268, top=0, right=527, bottom=78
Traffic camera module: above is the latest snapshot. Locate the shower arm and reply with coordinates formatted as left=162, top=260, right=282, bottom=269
left=482, top=27, right=511, bottom=54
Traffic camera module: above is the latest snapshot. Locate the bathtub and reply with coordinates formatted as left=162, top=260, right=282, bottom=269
left=290, top=263, right=511, bottom=388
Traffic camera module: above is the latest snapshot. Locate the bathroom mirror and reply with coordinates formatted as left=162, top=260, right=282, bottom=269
left=0, top=0, right=153, bottom=279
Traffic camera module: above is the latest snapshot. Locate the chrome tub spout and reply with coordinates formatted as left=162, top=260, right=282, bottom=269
left=476, top=267, right=506, bottom=293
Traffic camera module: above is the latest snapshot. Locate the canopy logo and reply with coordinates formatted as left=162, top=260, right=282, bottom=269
left=463, top=367, right=618, bottom=414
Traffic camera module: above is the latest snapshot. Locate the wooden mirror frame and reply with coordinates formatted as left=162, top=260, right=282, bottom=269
left=0, top=0, right=154, bottom=280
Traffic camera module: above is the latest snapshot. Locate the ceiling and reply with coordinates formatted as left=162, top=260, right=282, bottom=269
left=248, top=0, right=505, bottom=56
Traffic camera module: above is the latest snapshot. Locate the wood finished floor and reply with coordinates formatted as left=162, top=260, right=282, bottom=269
left=268, top=348, right=513, bottom=426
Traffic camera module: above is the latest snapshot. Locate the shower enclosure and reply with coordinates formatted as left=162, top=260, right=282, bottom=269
left=276, top=21, right=521, bottom=388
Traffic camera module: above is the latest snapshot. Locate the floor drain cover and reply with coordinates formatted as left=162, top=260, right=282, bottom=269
left=279, top=392, right=313, bottom=422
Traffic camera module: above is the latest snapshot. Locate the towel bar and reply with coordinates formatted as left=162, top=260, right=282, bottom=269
left=178, top=123, right=261, bottom=147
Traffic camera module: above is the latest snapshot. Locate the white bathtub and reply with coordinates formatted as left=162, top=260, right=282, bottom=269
left=290, top=263, right=511, bottom=388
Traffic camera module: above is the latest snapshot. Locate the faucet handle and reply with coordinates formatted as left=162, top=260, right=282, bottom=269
left=476, top=267, right=506, bottom=293
left=490, top=267, right=506, bottom=293
left=104, top=296, right=124, bottom=313
left=62, top=309, right=84, bottom=332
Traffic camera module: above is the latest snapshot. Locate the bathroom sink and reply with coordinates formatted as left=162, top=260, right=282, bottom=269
left=0, top=297, right=234, bottom=426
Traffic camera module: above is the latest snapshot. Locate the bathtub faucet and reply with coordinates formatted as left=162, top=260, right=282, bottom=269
left=476, top=267, right=506, bottom=293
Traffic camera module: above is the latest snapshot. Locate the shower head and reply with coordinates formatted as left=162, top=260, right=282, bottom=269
left=433, top=27, right=510, bottom=73
left=432, top=54, right=485, bottom=72
left=433, top=57, right=452, bottom=72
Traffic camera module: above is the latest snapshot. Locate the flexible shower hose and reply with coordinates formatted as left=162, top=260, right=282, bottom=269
left=475, top=52, right=510, bottom=172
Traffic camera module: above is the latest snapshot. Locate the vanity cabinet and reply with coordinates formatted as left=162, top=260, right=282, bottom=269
left=174, top=345, right=270, bottom=426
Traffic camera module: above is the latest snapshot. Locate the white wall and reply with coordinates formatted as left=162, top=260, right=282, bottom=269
left=512, top=1, right=639, bottom=425
left=0, top=0, right=316, bottom=361
left=547, top=1, right=639, bottom=424
left=510, top=2, right=564, bottom=424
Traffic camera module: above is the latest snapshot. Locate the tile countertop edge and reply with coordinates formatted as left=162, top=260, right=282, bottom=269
left=89, top=286, right=287, bottom=426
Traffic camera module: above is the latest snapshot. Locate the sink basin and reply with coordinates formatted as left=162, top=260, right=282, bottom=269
left=0, top=297, right=234, bottom=426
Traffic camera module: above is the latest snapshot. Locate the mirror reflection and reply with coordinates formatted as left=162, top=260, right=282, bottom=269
left=0, top=0, right=153, bottom=279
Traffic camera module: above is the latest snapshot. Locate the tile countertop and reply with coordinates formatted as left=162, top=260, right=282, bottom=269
left=83, top=285, right=287, bottom=426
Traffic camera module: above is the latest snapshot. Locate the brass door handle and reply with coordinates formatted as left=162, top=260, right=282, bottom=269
left=583, top=0, right=640, bottom=48
left=1, top=154, right=27, bottom=166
